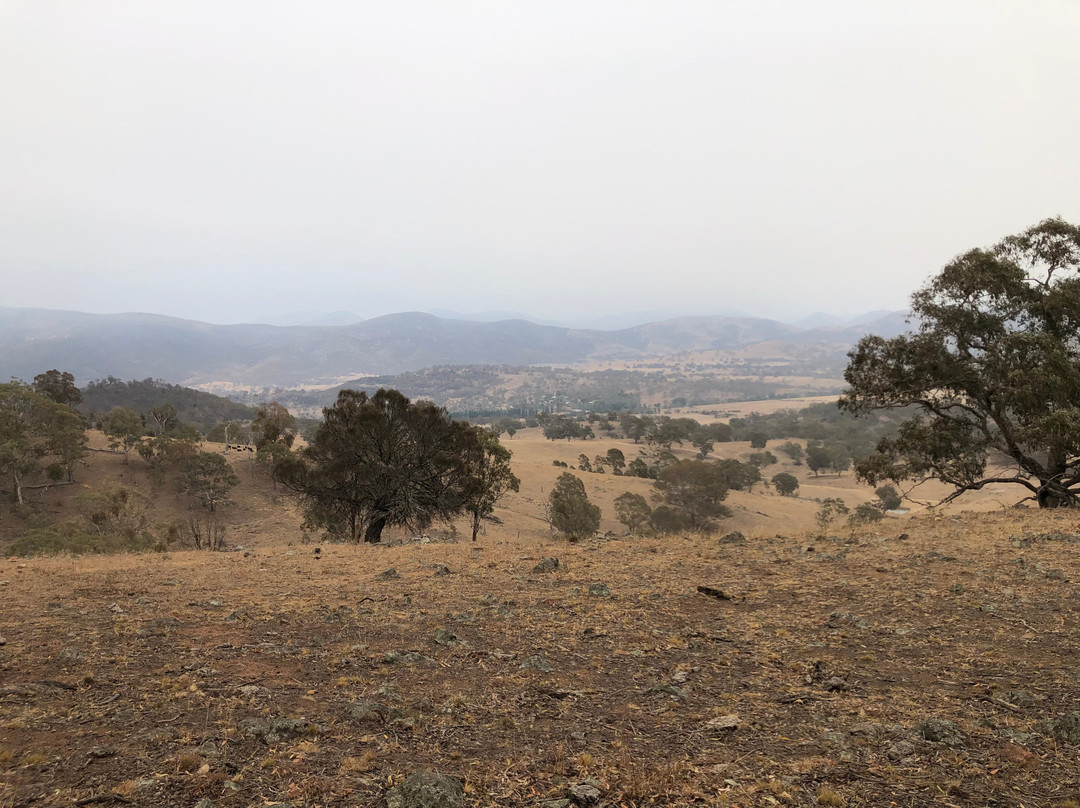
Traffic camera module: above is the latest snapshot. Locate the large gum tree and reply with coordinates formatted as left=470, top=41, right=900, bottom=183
left=841, top=217, right=1080, bottom=508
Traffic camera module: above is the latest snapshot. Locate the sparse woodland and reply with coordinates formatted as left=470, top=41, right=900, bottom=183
left=3, top=221, right=1080, bottom=806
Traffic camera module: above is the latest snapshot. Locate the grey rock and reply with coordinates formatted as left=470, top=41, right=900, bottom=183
left=567, top=782, right=603, bottom=806
left=87, top=746, right=116, bottom=758
left=915, top=718, right=966, bottom=746
left=432, top=564, right=452, bottom=577
left=240, top=717, right=314, bottom=744
left=1040, top=712, right=1080, bottom=744
left=347, top=700, right=388, bottom=723
left=386, top=771, right=464, bottom=808
left=433, top=628, right=462, bottom=647
left=718, top=531, right=747, bottom=545
left=533, top=557, right=560, bottom=573
left=0, top=636, right=6, bottom=646
left=588, top=583, right=611, bottom=598
left=237, top=684, right=270, bottom=699
left=886, top=740, right=916, bottom=761
left=949, top=583, right=964, bottom=594
left=58, top=647, right=84, bottom=662
left=376, top=568, right=402, bottom=581
left=826, top=611, right=868, bottom=630
left=847, top=722, right=886, bottom=738
left=1002, top=690, right=1038, bottom=708
left=519, top=655, right=554, bottom=673
left=824, top=676, right=849, bottom=692
left=646, top=684, right=686, bottom=699
left=705, top=714, right=740, bottom=732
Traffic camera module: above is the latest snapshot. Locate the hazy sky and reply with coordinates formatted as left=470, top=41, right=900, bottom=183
left=2, top=1, right=1078, bottom=326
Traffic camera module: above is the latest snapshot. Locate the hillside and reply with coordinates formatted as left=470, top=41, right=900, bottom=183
left=0, top=432, right=1076, bottom=806
left=0, top=306, right=909, bottom=388
left=79, top=377, right=257, bottom=432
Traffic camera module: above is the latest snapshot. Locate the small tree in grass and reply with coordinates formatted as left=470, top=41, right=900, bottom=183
left=614, top=492, right=651, bottom=536
left=548, top=472, right=601, bottom=541
left=771, top=472, right=799, bottom=497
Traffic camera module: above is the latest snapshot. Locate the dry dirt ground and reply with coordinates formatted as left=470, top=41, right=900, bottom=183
left=3, top=506, right=1080, bottom=806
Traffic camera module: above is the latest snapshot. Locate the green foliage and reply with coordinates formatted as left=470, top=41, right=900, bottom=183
left=714, top=458, right=762, bottom=492
left=649, top=504, right=686, bottom=535
left=748, top=431, right=768, bottom=449
left=771, top=472, right=799, bottom=496
left=841, top=218, right=1080, bottom=507
left=548, top=472, right=601, bottom=540
left=652, top=460, right=731, bottom=534
left=805, top=442, right=851, bottom=476
left=614, top=491, right=652, bottom=536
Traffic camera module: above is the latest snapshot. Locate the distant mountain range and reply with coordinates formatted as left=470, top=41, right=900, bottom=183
left=0, top=306, right=911, bottom=388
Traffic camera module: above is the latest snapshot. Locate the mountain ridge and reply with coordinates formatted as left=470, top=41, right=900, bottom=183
left=0, top=305, right=910, bottom=388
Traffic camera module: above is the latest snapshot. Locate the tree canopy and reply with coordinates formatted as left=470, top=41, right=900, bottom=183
left=281, top=388, right=492, bottom=543
left=841, top=217, right=1080, bottom=507
left=547, top=472, right=601, bottom=540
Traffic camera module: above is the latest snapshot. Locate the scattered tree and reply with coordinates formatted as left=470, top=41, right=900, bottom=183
left=101, top=406, right=144, bottom=463
left=777, top=441, right=804, bottom=464
left=548, top=472, right=601, bottom=540
left=252, top=402, right=296, bottom=448
left=181, top=452, right=239, bottom=514
left=652, top=460, right=731, bottom=534
left=462, top=429, right=520, bottom=541
left=875, top=484, right=903, bottom=511
left=771, top=472, right=799, bottom=496
left=815, top=497, right=849, bottom=535
left=614, top=491, right=652, bottom=536
left=849, top=502, right=885, bottom=526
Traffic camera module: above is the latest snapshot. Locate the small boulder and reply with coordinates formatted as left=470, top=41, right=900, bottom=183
left=386, top=771, right=464, bottom=808
left=520, top=655, right=554, bottom=673
left=718, top=531, right=746, bottom=546
left=433, top=628, right=462, bottom=647
left=533, top=557, right=560, bottom=573
left=1040, top=712, right=1080, bottom=745
left=588, top=583, right=611, bottom=598
left=376, top=568, right=402, bottom=581
left=567, top=782, right=603, bottom=806
left=705, top=714, right=740, bottom=732
left=915, top=718, right=965, bottom=746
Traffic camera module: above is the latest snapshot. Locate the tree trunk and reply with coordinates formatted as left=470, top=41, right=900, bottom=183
left=471, top=510, right=481, bottom=542
left=364, top=515, right=387, bottom=543
left=13, top=469, right=23, bottom=506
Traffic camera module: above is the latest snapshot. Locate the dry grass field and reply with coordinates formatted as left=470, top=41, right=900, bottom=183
left=2, top=415, right=1079, bottom=807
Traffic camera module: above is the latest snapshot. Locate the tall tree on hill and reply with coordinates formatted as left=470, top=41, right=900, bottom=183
left=101, top=406, right=144, bottom=463
left=32, top=369, right=82, bottom=408
left=842, top=218, right=1080, bottom=507
left=548, top=472, right=601, bottom=540
left=253, top=402, right=296, bottom=448
left=280, top=389, right=479, bottom=543
left=462, top=429, right=520, bottom=541
left=0, top=382, right=86, bottom=503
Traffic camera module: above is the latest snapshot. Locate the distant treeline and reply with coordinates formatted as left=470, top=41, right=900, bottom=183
left=228, top=362, right=845, bottom=418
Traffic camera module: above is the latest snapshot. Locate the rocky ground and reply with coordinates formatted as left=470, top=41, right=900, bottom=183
left=1, top=509, right=1079, bottom=807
